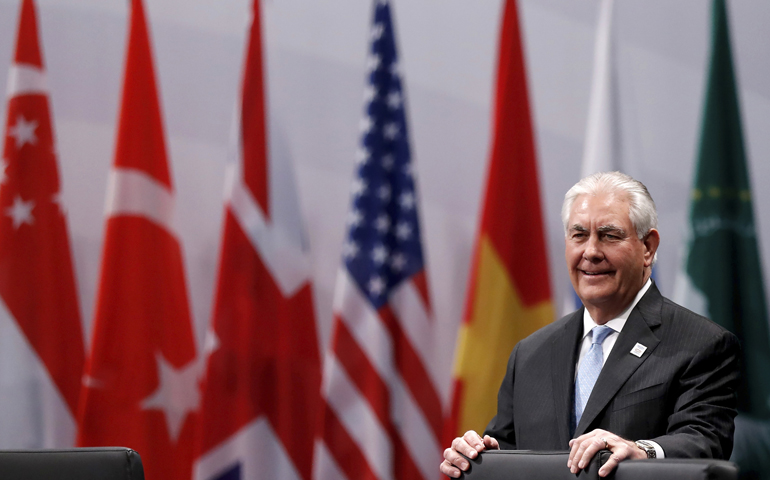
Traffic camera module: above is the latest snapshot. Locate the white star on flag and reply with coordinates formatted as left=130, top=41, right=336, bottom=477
left=140, top=353, right=201, bottom=443
left=387, top=91, right=402, bottom=109
left=372, top=244, right=388, bottom=264
left=371, top=23, right=384, bottom=40
left=356, top=147, right=370, bottom=165
left=360, top=116, right=373, bottom=133
left=396, top=221, right=412, bottom=240
left=383, top=123, right=400, bottom=140
left=347, top=209, right=363, bottom=228
left=367, top=54, right=381, bottom=71
left=368, top=275, right=385, bottom=296
left=364, top=85, right=377, bottom=102
left=378, top=185, right=391, bottom=201
left=8, top=115, right=38, bottom=149
left=374, top=214, right=390, bottom=233
left=351, top=177, right=367, bottom=197
left=390, top=252, right=407, bottom=272
left=6, top=195, right=35, bottom=228
left=390, top=61, right=400, bottom=76
left=399, top=191, right=415, bottom=210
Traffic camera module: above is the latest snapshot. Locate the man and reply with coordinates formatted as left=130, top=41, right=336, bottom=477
left=441, top=172, right=740, bottom=478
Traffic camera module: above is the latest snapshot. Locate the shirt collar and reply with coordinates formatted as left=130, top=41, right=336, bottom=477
left=581, top=278, right=652, bottom=339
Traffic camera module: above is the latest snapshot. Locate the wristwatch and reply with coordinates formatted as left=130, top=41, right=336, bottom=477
left=635, top=440, right=657, bottom=459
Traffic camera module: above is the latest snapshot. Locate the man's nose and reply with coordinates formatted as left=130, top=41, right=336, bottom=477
left=583, top=236, right=603, bottom=261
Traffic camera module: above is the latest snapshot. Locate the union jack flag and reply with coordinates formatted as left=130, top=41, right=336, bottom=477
left=194, top=1, right=321, bottom=480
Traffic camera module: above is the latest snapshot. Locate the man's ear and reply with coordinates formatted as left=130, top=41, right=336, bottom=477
left=643, top=229, right=660, bottom=267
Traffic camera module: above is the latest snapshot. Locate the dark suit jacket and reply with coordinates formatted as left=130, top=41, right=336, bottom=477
left=485, top=283, right=740, bottom=459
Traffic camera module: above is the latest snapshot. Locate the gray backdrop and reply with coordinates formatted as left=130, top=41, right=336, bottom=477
left=0, top=0, right=768, bottom=408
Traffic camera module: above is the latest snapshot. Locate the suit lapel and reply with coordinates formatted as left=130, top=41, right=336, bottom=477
left=552, top=309, right=584, bottom=446
left=574, top=284, right=664, bottom=436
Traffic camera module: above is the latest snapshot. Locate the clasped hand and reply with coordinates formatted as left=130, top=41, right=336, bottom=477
left=568, top=429, right=647, bottom=476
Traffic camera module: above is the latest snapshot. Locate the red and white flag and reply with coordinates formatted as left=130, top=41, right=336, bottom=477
left=194, top=2, right=321, bottom=479
left=77, top=2, right=199, bottom=480
left=314, top=2, right=443, bottom=479
left=0, top=0, right=85, bottom=448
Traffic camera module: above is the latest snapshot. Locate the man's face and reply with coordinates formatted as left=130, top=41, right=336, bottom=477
left=565, top=192, right=658, bottom=322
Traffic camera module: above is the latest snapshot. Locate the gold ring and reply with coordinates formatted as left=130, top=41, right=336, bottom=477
left=600, top=437, right=609, bottom=449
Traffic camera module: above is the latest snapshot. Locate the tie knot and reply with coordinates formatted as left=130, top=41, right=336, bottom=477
left=591, top=325, right=614, bottom=345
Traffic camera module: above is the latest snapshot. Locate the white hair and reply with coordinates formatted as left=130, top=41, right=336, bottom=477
left=561, top=171, right=658, bottom=263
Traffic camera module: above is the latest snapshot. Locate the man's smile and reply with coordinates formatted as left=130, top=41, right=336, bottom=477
left=580, top=269, right=613, bottom=276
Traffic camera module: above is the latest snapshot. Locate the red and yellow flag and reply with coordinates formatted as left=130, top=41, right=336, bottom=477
left=446, top=0, right=554, bottom=438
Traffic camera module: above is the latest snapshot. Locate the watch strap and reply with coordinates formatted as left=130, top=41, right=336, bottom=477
left=635, top=440, right=657, bottom=459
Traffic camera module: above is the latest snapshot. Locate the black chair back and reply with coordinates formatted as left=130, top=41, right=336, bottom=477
left=0, top=447, right=144, bottom=480
left=460, top=450, right=737, bottom=480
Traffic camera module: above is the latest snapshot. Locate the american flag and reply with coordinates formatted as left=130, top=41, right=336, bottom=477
left=314, top=1, right=443, bottom=480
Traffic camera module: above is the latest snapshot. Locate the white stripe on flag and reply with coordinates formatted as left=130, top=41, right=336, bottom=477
left=323, top=353, right=392, bottom=480
left=330, top=269, right=441, bottom=479
left=323, top=336, right=439, bottom=480
left=7, top=64, right=47, bottom=97
left=312, top=438, right=348, bottom=480
left=389, top=368, right=442, bottom=480
left=333, top=269, right=395, bottom=385
left=0, top=297, right=75, bottom=447
left=104, top=168, right=176, bottom=235
left=227, top=167, right=311, bottom=297
left=389, top=280, right=441, bottom=394
left=194, top=417, right=301, bottom=480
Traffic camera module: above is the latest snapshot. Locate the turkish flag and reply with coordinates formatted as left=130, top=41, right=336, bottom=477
left=76, top=2, right=199, bottom=480
left=0, top=0, right=85, bottom=448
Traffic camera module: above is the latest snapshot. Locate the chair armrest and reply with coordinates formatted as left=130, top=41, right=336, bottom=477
left=0, top=447, right=144, bottom=480
left=461, top=450, right=599, bottom=480
left=609, top=457, right=737, bottom=480
left=461, top=450, right=737, bottom=480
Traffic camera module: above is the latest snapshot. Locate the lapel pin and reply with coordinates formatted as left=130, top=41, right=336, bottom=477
left=630, top=343, right=647, bottom=358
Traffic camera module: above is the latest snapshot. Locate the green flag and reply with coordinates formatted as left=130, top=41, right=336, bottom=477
left=679, top=0, right=770, bottom=476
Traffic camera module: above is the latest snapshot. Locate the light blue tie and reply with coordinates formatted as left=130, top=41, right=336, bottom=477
left=574, top=325, right=614, bottom=430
